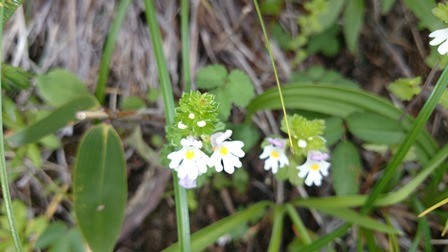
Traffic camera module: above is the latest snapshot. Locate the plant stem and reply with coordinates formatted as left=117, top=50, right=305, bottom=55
left=0, top=0, right=23, bottom=250
left=143, top=1, right=191, bottom=251
left=181, top=0, right=191, bottom=92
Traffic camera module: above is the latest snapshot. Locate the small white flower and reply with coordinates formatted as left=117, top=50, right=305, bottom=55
left=178, top=121, right=188, bottom=129
left=197, top=120, right=206, bottom=127
left=189, top=113, right=195, bottom=119
left=297, top=151, right=330, bottom=186
left=167, top=136, right=210, bottom=180
left=259, top=138, right=289, bottom=174
left=298, top=139, right=307, bottom=148
left=209, top=130, right=245, bottom=174
left=429, top=28, right=448, bottom=55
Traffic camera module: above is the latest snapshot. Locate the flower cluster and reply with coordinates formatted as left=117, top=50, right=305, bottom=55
left=168, top=130, right=245, bottom=189
left=259, top=114, right=331, bottom=187
left=165, top=91, right=245, bottom=189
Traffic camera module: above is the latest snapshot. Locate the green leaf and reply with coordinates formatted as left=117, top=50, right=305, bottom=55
left=196, top=65, right=228, bottom=89
left=382, top=0, right=396, bottom=14
left=308, top=25, right=340, bottom=57
left=313, top=207, right=401, bottom=234
left=433, top=3, right=448, bottom=23
left=226, top=70, right=255, bottom=107
left=50, top=228, right=85, bottom=252
left=343, top=0, right=365, bottom=53
left=212, top=88, right=232, bottom=120
left=1, top=0, right=22, bottom=26
left=2, top=64, right=33, bottom=90
left=35, top=222, right=68, bottom=249
left=74, top=124, right=127, bottom=252
left=346, top=112, right=404, bottom=145
left=403, top=0, right=444, bottom=30
left=323, top=116, right=345, bottom=146
left=36, top=69, right=91, bottom=106
left=7, top=95, right=99, bottom=147
left=331, top=141, right=361, bottom=196
left=387, top=77, right=422, bottom=101
left=317, top=0, right=346, bottom=30
left=163, top=201, right=270, bottom=252
left=121, top=96, right=146, bottom=110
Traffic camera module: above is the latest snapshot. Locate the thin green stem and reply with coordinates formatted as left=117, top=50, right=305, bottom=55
left=252, top=0, right=294, bottom=154
left=181, top=0, right=191, bottom=92
left=95, top=0, right=131, bottom=105
left=143, top=1, right=190, bottom=251
left=268, top=205, right=285, bottom=252
left=0, top=0, right=23, bottom=250
left=362, top=66, right=448, bottom=213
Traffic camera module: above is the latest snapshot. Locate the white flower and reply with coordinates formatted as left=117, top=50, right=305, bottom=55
left=429, top=28, right=448, bottom=55
left=298, top=139, right=307, bottom=148
left=197, top=120, right=206, bottom=127
left=178, top=121, right=187, bottom=129
left=167, top=136, right=210, bottom=180
left=188, top=113, right=195, bottom=119
left=297, top=151, right=330, bottom=186
left=259, top=138, right=289, bottom=174
left=209, top=130, right=245, bottom=174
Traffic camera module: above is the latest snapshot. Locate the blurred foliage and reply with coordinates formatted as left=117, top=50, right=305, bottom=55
left=388, top=77, right=422, bottom=101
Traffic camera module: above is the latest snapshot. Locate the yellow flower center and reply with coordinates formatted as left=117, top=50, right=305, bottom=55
left=310, top=164, right=320, bottom=171
left=185, top=150, right=195, bottom=160
left=220, top=147, right=228, bottom=155
left=271, top=150, right=280, bottom=159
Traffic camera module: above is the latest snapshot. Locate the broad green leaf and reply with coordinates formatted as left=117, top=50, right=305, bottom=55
left=323, top=116, right=344, bottom=146
left=74, top=124, right=127, bottom=252
left=7, top=95, right=99, bottom=147
left=346, top=112, right=404, bottom=145
left=343, top=0, right=365, bottom=53
left=196, top=65, right=228, bottom=89
left=387, top=77, right=422, bottom=101
left=2, top=64, right=33, bottom=90
left=332, top=141, right=361, bottom=195
left=1, top=0, right=22, bottom=26
left=226, top=70, right=255, bottom=107
left=36, top=69, right=91, bottom=106
left=163, top=201, right=270, bottom=252
left=403, top=0, right=443, bottom=30
left=313, top=207, right=401, bottom=234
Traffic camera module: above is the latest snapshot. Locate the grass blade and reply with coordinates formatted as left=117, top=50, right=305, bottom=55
left=181, top=0, right=190, bottom=91
left=143, top=1, right=190, bottom=251
left=0, top=0, right=23, bottom=250
left=95, top=0, right=131, bottom=104
left=268, top=205, right=285, bottom=252
left=362, top=66, right=448, bottom=213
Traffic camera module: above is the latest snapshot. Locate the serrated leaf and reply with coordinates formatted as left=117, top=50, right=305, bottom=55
left=196, top=65, right=228, bottom=89
left=37, top=69, right=91, bottom=106
left=226, top=70, right=255, bottom=107
left=388, top=77, right=422, bottom=101
left=343, top=0, right=365, bottom=53
left=7, top=95, right=99, bottom=147
left=74, top=124, right=127, bottom=252
left=346, top=112, right=404, bottom=145
left=332, top=141, right=361, bottom=195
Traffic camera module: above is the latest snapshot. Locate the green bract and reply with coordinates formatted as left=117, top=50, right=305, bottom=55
left=166, top=91, right=221, bottom=148
left=281, top=114, right=326, bottom=156
left=433, top=3, right=448, bottom=23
